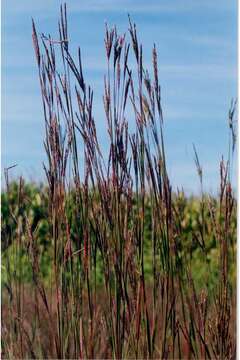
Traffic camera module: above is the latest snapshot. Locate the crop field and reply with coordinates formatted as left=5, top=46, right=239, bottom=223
left=1, top=4, right=237, bottom=359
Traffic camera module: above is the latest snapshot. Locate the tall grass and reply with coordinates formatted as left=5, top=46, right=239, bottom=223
left=1, top=4, right=236, bottom=359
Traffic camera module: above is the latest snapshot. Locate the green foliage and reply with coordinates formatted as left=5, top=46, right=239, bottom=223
left=1, top=182, right=52, bottom=283
left=2, top=181, right=236, bottom=291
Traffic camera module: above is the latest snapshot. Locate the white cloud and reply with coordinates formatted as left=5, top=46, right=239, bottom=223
left=160, top=64, right=236, bottom=80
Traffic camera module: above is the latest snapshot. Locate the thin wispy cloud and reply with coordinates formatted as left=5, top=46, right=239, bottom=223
left=3, top=0, right=235, bottom=16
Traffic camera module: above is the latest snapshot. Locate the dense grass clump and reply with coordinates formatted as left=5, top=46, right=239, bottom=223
left=1, top=4, right=236, bottom=359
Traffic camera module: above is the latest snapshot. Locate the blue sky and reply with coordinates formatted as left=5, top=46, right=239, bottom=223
left=2, top=0, right=237, bottom=193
